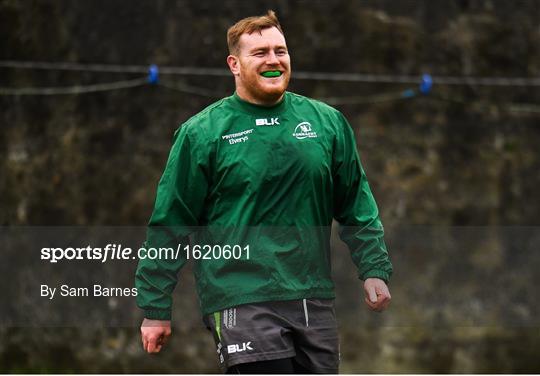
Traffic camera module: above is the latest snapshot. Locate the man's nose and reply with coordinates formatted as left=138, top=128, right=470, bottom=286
left=266, top=51, right=280, bottom=65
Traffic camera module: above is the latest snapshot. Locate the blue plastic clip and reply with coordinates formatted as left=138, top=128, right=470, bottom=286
left=419, top=74, right=433, bottom=94
left=148, top=64, right=159, bottom=84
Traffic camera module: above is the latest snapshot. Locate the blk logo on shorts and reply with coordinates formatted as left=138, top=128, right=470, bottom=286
left=227, top=342, right=253, bottom=354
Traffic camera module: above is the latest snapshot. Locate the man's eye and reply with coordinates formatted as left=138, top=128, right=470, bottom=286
left=276, top=50, right=287, bottom=56
left=254, top=52, right=265, bottom=57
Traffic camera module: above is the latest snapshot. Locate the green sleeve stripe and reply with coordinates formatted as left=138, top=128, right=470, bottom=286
left=214, top=311, right=222, bottom=341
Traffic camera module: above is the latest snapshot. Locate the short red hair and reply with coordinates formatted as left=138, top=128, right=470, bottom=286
left=227, top=10, right=284, bottom=55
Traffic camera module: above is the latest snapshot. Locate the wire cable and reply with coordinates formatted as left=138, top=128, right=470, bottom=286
left=157, top=81, right=226, bottom=98
left=1, top=60, right=540, bottom=86
left=506, top=104, right=540, bottom=114
left=320, top=89, right=417, bottom=105
left=1, top=60, right=538, bottom=116
left=0, top=77, right=148, bottom=96
left=428, top=92, right=540, bottom=116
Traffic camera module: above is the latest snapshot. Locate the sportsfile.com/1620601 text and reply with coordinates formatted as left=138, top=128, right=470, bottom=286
left=40, top=243, right=250, bottom=263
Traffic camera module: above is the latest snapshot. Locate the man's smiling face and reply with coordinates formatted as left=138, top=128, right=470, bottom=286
left=228, top=26, right=291, bottom=105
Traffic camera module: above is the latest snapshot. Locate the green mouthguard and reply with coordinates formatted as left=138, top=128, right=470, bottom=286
left=261, top=71, right=281, bottom=77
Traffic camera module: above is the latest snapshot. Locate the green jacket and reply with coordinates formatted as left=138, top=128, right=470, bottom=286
left=135, top=92, right=392, bottom=319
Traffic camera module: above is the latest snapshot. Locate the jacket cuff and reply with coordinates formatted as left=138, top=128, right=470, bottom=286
left=144, top=309, right=172, bottom=320
left=361, top=269, right=390, bottom=283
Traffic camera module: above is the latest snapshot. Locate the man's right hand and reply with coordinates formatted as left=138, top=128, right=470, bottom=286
left=140, top=318, right=171, bottom=353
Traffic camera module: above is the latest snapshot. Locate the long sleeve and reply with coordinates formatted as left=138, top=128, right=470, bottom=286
left=135, top=124, right=210, bottom=319
left=332, top=112, right=393, bottom=283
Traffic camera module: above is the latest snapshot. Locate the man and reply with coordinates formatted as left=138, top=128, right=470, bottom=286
left=136, top=10, right=392, bottom=374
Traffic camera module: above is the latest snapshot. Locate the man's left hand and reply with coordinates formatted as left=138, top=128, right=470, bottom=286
left=363, top=278, right=391, bottom=312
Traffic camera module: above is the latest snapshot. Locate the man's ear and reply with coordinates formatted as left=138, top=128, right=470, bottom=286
left=227, top=55, right=240, bottom=76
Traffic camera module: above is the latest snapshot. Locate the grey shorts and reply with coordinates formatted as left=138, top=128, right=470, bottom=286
left=204, top=298, right=340, bottom=373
